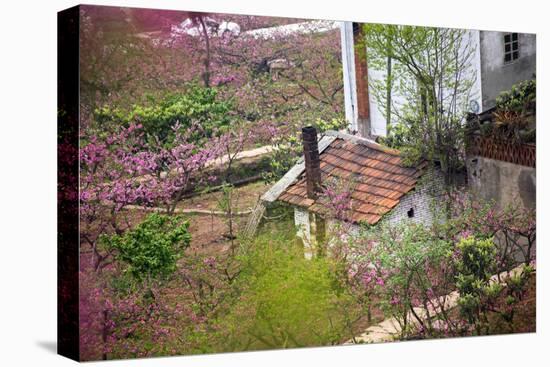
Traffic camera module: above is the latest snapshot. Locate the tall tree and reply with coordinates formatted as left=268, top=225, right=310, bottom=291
left=362, top=25, right=477, bottom=186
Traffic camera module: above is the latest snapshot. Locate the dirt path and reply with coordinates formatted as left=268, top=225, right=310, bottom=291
left=124, top=204, right=253, bottom=216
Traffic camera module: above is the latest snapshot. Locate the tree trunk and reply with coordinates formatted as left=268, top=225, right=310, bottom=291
left=102, top=309, right=109, bottom=360
left=386, top=55, right=392, bottom=133
left=198, top=17, right=211, bottom=88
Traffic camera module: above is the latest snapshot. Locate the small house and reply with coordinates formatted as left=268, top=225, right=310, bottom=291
left=261, top=127, right=445, bottom=257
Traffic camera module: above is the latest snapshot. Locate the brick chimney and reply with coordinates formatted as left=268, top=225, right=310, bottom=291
left=302, top=126, right=322, bottom=200
left=353, top=22, right=372, bottom=138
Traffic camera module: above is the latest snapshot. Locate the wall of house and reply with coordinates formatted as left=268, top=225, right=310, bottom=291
left=342, top=27, right=537, bottom=137
left=340, top=22, right=389, bottom=137
left=384, top=166, right=446, bottom=226
left=294, top=207, right=311, bottom=243
left=479, top=31, right=536, bottom=110
left=466, top=156, right=536, bottom=210
left=340, top=22, right=359, bottom=133
left=294, top=207, right=319, bottom=259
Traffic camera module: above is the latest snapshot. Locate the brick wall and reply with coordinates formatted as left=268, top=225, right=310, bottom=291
left=384, top=166, right=446, bottom=226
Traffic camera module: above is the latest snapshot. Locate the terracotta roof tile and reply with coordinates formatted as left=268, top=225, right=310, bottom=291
left=278, top=137, right=428, bottom=225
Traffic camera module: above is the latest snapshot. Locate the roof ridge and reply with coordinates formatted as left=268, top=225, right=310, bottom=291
left=324, top=130, right=402, bottom=156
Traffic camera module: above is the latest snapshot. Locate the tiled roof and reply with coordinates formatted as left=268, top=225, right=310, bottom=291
left=278, top=135, right=428, bottom=225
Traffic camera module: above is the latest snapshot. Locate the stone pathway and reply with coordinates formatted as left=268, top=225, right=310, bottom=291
left=205, top=145, right=274, bottom=168
left=346, top=264, right=530, bottom=344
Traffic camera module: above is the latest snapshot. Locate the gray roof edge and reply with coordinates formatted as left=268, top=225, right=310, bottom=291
left=324, top=130, right=401, bottom=155
left=261, top=135, right=336, bottom=203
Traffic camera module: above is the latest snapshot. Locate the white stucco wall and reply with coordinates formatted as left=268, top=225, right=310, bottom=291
left=340, top=21, right=396, bottom=137
left=340, top=22, right=358, bottom=133
left=294, top=207, right=311, bottom=244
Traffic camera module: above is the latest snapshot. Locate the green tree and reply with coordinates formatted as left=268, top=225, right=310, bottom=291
left=351, top=222, right=455, bottom=336
left=94, top=85, right=234, bottom=145
left=100, top=213, right=191, bottom=283
left=453, top=235, right=533, bottom=335
left=362, top=25, right=477, bottom=185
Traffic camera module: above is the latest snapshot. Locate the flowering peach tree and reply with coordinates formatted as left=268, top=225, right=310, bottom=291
left=330, top=189, right=536, bottom=339
left=346, top=222, right=458, bottom=337
left=80, top=6, right=345, bottom=147
left=80, top=122, right=222, bottom=271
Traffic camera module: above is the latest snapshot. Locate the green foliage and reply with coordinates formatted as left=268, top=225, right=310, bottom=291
left=264, top=133, right=302, bottom=183
left=505, top=265, right=534, bottom=299
left=371, top=223, right=452, bottom=278
left=95, top=85, right=234, bottom=145
left=313, top=117, right=347, bottom=133
left=483, top=282, right=504, bottom=302
left=454, top=236, right=496, bottom=329
left=379, top=123, right=424, bottom=166
left=352, top=221, right=455, bottom=335
left=101, top=213, right=191, bottom=282
left=455, top=237, right=496, bottom=293
left=454, top=235, right=534, bottom=334
left=264, top=117, right=346, bottom=183
left=489, top=79, right=536, bottom=143
left=213, top=232, right=358, bottom=351
left=362, top=24, right=476, bottom=183
left=496, top=79, right=536, bottom=114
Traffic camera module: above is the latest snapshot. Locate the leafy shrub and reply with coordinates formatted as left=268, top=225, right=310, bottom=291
left=455, top=236, right=497, bottom=296
left=454, top=236, right=534, bottom=334
left=495, top=79, right=536, bottom=115
left=490, top=79, right=536, bottom=143
left=379, top=123, right=425, bottom=167
left=442, top=191, right=536, bottom=270
left=344, top=210, right=535, bottom=339
left=95, top=85, right=234, bottom=145
left=100, top=213, right=191, bottom=282
left=454, top=236, right=497, bottom=331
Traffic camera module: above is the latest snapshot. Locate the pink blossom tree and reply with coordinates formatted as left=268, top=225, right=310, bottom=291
left=80, top=6, right=344, bottom=140
left=80, top=122, right=221, bottom=271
